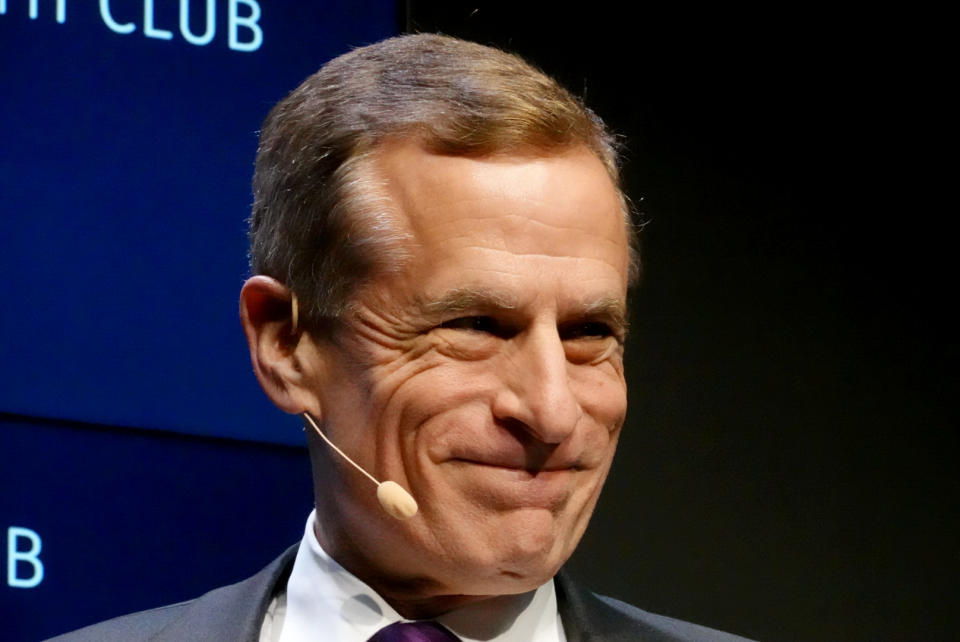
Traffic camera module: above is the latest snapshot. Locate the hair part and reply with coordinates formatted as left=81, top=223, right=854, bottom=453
left=249, top=33, right=638, bottom=331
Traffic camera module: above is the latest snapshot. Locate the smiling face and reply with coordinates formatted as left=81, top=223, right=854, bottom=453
left=299, top=141, right=630, bottom=615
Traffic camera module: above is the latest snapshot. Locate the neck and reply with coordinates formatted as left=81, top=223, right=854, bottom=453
left=312, top=517, right=489, bottom=618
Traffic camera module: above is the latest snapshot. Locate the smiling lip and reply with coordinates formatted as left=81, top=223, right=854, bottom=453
left=447, top=459, right=579, bottom=508
left=450, top=458, right=580, bottom=475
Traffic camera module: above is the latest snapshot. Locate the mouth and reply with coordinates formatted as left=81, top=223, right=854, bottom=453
left=446, top=459, right=580, bottom=509
left=450, top=458, right=580, bottom=475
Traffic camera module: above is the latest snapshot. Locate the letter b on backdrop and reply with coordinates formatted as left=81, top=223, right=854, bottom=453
left=7, top=526, right=44, bottom=589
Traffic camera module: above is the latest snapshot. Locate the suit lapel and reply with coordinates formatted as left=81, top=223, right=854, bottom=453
left=150, top=544, right=299, bottom=642
left=555, top=568, right=673, bottom=642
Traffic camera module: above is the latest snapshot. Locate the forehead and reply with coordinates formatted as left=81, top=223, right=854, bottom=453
left=371, top=142, right=630, bottom=296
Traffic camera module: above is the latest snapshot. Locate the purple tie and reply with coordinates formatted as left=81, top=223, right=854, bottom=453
left=366, top=620, right=460, bottom=642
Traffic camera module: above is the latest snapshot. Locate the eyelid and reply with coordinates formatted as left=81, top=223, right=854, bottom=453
left=439, top=317, right=625, bottom=347
left=439, top=315, right=523, bottom=339
left=439, top=316, right=487, bottom=330
left=560, top=322, right=612, bottom=339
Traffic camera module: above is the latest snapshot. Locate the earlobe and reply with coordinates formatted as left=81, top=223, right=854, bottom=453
left=239, top=275, right=317, bottom=414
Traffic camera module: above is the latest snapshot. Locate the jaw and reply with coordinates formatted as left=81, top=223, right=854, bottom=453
left=310, top=505, right=539, bottom=619
left=311, top=485, right=578, bottom=618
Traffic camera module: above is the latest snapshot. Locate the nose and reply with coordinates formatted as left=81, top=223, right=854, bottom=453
left=492, top=323, right=583, bottom=444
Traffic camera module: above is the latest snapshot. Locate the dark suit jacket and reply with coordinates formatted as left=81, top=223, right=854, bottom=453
left=48, top=544, right=753, bottom=641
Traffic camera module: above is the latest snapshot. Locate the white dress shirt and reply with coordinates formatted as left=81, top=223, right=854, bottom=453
left=260, top=511, right=566, bottom=642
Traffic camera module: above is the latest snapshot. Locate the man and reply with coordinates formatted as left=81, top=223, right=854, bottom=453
left=52, top=34, right=751, bottom=641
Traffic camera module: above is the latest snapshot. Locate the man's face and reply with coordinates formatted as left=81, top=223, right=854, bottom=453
left=302, top=142, right=629, bottom=603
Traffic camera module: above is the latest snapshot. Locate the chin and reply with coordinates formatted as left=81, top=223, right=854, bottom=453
left=450, top=509, right=574, bottom=594
left=448, top=564, right=556, bottom=598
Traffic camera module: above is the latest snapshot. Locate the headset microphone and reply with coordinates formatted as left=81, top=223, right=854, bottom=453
left=302, top=411, right=419, bottom=520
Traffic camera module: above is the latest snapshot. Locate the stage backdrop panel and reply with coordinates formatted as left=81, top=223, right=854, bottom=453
left=1, top=416, right=314, bottom=640
left=0, top=0, right=398, bottom=445
left=2, top=3, right=397, bottom=639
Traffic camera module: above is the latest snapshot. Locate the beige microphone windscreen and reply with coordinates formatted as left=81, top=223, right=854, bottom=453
left=377, top=481, right=419, bottom=520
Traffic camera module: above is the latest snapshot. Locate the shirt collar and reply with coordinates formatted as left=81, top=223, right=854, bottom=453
left=276, top=510, right=565, bottom=642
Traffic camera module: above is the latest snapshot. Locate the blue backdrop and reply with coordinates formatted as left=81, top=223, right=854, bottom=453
left=1, top=2, right=397, bottom=638
left=1, top=0, right=397, bottom=444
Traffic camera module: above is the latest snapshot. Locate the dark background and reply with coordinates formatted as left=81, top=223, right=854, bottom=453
left=407, top=4, right=956, bottom=641
left=3, top=3, right=954, bottom=641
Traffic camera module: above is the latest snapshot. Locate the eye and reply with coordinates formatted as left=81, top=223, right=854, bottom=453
left=561, top=320, right=624, bottom=365
left=440, top=316, right=499, bottom=333
left=439, top=316, right=517, bottom=338
left=560, top=321, right=616, bottom=341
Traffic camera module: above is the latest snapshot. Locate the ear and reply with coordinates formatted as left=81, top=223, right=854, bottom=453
left=239, top=275, right=319, bottom=415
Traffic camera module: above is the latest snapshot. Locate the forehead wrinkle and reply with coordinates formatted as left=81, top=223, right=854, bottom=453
left=421, top=213, right=626, bottom=244
left=451, top=248, right=626, bottom=264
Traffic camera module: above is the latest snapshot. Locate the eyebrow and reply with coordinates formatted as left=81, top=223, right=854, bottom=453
left=416, top=288, right=630, bottom=335
left=417, top=287, right=519, bottom=317
left=580, top=297, right=630, bottom=336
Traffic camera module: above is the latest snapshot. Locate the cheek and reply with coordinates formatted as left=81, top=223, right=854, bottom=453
left=389, top=357, right=501, bottom=424
left=385, top=362, right=499, bottom=465
left=571, top=364, right=628, bottom=430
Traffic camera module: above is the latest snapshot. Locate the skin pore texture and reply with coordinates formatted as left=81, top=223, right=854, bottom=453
left=244, top=141, right=630, bottom=619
